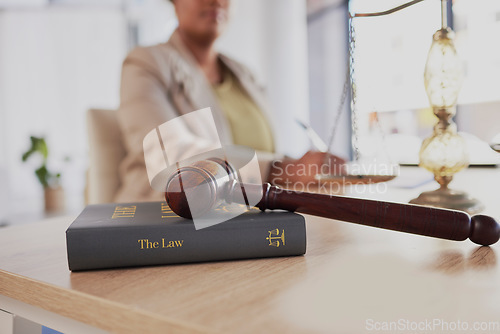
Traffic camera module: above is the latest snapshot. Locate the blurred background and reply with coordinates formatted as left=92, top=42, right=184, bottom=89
left=1, top=0, right=499, bottom=224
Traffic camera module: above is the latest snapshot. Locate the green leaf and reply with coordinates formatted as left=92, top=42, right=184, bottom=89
left=35, top=165, right=49, bottom=188
left=22, top=148, right=36, bottom=162
left=22, top=136, right=61, bottom=188
left=22, top=136, right=48, bottom=163
left=33, top=136, right=48, bottom=162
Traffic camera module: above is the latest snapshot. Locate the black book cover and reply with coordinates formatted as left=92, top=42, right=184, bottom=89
left=66, top=202, right=307, bottom=271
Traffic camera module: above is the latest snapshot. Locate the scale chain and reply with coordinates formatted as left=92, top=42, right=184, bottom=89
left=326, top=14, right=360, bottom=163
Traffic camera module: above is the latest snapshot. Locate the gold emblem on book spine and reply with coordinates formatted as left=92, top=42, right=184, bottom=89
left=161, top=202, right=178, bottom=218
left=267, top=229, right=285, bottom=247
left=214, top=204, right=251, bottom=212
left=112, top=205, right=136, bottom=218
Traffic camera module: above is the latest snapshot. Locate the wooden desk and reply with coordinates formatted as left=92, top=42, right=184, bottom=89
left=1, top=167, right=500, bottom=333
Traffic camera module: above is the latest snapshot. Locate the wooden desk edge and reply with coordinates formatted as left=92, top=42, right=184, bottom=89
left=0, top=269, right=215, bottom=334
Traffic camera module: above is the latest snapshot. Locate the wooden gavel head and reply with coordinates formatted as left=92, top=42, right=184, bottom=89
left=165, top=158, right=237, bottom=219
left=165, top=159, right=500, bottom=246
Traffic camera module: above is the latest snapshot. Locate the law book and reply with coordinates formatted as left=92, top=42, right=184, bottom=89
left=66, top=201, right=307, bottom=271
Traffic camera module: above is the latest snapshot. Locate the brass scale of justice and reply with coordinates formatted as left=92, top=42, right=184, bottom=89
left=164, top=1, right=500, bottom=247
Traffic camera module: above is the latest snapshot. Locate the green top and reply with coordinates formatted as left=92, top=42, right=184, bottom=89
left=212, top=68, right=275, bottom=153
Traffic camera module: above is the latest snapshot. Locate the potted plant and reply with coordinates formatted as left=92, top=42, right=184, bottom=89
left=22, top=136, right=65, bottom=213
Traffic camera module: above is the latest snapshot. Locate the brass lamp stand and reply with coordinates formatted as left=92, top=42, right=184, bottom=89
left=409, top=1, right=483, bottom=213
left=349, top=0, right=482, bottom=213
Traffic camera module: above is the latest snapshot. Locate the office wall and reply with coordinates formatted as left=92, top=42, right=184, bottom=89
left=307, top=0, right=351, bottom=160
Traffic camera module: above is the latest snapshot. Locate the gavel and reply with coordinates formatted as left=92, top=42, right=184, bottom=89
left=165, top=158, right=500, bottom=246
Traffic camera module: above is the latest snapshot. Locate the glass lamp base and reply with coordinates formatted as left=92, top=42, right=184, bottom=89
left=410, top=187, right=484, bottom=214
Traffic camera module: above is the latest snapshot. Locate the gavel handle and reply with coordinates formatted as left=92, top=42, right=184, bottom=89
left=235, top=183, right=500, bottom=246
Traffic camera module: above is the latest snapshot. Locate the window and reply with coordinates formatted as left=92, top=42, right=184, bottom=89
left=308, top=0, right=500, bottom=164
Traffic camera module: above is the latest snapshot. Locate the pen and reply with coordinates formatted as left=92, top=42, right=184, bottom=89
left=295, top=119, right=328, bottom=153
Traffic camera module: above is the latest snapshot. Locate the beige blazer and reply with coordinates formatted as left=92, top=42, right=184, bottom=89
left=114, top=30, right=278, bottom=202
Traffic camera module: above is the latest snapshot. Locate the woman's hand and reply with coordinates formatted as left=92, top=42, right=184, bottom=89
left=268, top=151, right=346, bottom=186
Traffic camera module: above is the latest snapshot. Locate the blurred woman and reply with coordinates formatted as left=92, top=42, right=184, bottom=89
left=115, top=0, right=343, bottom=202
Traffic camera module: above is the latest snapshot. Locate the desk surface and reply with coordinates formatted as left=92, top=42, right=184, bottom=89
left=1, top=167, right=500, bottom=333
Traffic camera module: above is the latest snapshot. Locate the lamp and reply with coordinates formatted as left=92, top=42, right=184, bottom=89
left=409, top=0, right=482, bottom=213
left=352, top=0, right=482, bottom=213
